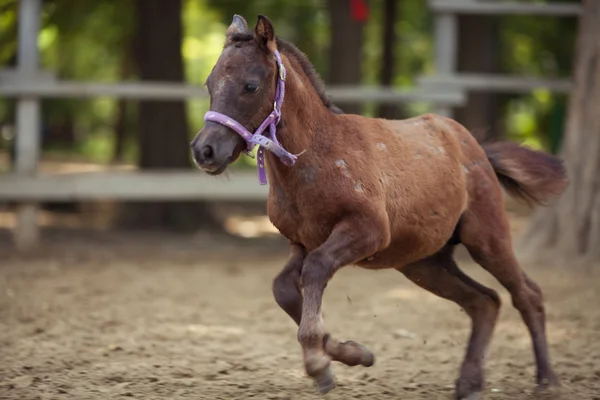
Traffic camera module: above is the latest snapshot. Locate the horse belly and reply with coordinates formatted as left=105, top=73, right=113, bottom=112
left=357, top=220, right=459, bottom=269
left=357, top=172, right=467, bottom=269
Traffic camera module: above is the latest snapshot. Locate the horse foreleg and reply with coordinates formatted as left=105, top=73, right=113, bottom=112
left=273, top=243, right=375, bottom=370
left=272, top=243, right=373, bottom=367
left=297, top=218, right=387, bottom=394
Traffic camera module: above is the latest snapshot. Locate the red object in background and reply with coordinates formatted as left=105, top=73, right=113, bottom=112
left=350, top=0, right=369, bottom=22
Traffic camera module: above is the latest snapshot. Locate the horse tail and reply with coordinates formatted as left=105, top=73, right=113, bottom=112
left=482, top=141, right=569, bottom=206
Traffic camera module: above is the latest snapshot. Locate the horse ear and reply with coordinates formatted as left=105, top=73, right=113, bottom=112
left=226, top=14, right=248, bottom=37
left=254, top=15, right=277, bottom=52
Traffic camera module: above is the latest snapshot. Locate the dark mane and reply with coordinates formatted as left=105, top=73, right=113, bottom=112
left=275, top=38, right=343, bottom=114
left=228, top=32, right=342, bottom=114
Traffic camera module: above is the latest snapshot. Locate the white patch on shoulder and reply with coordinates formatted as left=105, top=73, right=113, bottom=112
left=354, top=180, right=364, bottom=192
left=335, top=159, right=352, bottom=178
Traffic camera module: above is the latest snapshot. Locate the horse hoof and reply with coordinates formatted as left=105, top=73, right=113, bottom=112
left=458, top=392, right=482, bottom=400
left=456, top=372, right=483, bottom=400
left=359, top=347, right=375, bottom=367
left=313, top=366, right=335, bottom=395
left=536, top=376, right=560, bottom=388
left=535, top=381, right=561, bottom=396
left=342, top=340, right=375, bottom=367
left=534, top=374, right=561, bottom=396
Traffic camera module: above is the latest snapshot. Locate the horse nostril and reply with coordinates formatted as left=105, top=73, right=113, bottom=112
left=202, top=145, right=214, bottom=161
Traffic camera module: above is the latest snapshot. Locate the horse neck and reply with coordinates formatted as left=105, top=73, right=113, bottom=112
left=265, top=53, right=333, bottom=174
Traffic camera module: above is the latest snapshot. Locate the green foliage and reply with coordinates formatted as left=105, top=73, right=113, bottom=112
left=0, top=2, right=17, bottom=147
left=0, top=2, right=17, bottom=65
left=499, top=11, right=577, bottom=152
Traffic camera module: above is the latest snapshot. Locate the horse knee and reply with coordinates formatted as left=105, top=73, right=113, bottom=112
left=524, top=273, right=544, bottom=298
left=480, top=289, right=501, bottom=312
left=511, top=285, right=544, bottom=315
left=463, top=290, right=501, bottom=323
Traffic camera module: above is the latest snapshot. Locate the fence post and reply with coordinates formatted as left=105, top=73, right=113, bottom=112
left=433, top=10, right=457, bottom=117
left=14, top=0, right=42, bottom=251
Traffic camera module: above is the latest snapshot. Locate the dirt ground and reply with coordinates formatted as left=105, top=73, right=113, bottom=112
left=1, top=226, right=599, bottom=400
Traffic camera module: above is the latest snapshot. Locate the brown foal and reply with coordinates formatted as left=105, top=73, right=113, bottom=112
left=191, top=15, right=569, bottom=400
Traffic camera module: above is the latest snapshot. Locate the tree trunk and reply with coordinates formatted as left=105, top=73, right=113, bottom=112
left=113, top=98, right=128, bottom=163
left=113, top=37, right=135, bottom=163
left=124, top=0, right=222, bottom=232
left=5, top=53, right=17, bottom=168
left=452, top=15, right=502, bottom=140
left=327, top=0, right=366, bottom=115
left=376, top=0, right=404, bottom=120
left=136, top=0, right=189, bottom=171
left=44, top=111, right=76, bottom=149
left=518, top=1, right=600, bottom=266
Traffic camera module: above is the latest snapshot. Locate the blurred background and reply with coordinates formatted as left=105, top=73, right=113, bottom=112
left=0, top=0, right=582, bottom=245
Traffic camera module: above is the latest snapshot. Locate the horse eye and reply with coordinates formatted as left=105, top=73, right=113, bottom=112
left=244, top=83, right=259, bottom=93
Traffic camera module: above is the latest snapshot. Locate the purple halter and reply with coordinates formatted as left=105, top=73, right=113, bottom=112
left=203, top=50, right=301, bottom=185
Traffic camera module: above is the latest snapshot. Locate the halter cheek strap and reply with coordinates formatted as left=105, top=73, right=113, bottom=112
left=202, top=50, right=301, bottom=185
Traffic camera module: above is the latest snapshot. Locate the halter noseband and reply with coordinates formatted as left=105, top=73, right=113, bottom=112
left=203, top=50, right=301, bottom=185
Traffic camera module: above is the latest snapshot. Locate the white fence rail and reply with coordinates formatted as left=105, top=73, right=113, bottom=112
left=429, top=0, right=582, bottom=16
left=0, top=80, right=467, bottom=104
left=1, top=171, right=269, bottom=201
left=418, top=73, right=573, bottom=94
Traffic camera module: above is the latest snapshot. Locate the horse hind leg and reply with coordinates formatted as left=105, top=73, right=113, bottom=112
left=458, top=193, right=559, bottom=390
left=398, top=245, right=500, bottom=400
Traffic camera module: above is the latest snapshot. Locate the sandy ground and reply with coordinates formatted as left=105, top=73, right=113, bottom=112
left=1, top=228, right=599, bottom=400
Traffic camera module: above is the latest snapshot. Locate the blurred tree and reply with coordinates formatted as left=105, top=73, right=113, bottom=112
left=41, top=25, right=76, bottom=150
left=453, top=15, right=502, bottom=140
left=518, top=1, right=600, bottom=266
left=361, top=0, right=433, bottom=117
left=326, top=0, right=366, bottom=115
left=376, top=0, right=405, bottom=119
left=122, top=0, right=221, bottom=231
left=135, top=0, right=189, bottom=172
left=113, top=36, right=136, bottom=163
left=0, top=3, right=17, bottom=163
